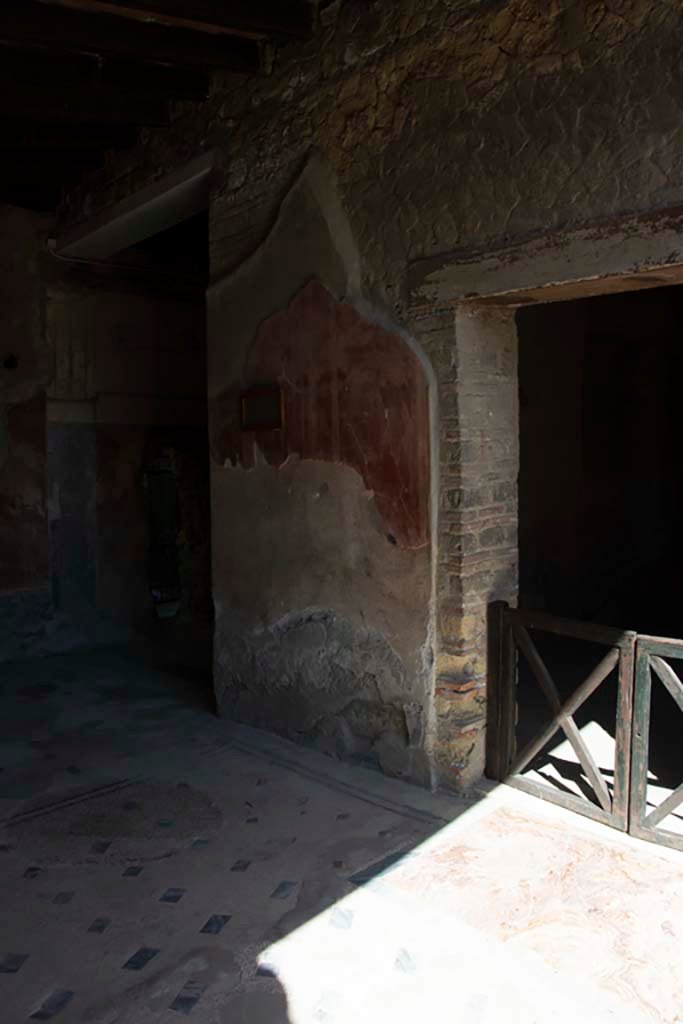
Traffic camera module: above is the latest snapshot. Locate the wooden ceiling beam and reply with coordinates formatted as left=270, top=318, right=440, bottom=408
left=0, top=1, right=264, bottom=72
left=0, top=147, right=109, bottom=169
left=0, top=188, right=63, bottom=212
left=0, top=174, right=72, bottom=211
left=0, top=87, right=170, bottom=126
left=35, top=0, right=316, bottom=40
left=98, top=60, right=209, bottom=99
left=0, top=156, right=93, bottom=176
left=0, top=46, right=210, bottom=101
left=0, top=123, right=137, bottom=149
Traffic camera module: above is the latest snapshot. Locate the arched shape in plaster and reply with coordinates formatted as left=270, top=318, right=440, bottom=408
left=207, top=151, right=439, bottom=784
left=208, top=149, right=361, bottom=309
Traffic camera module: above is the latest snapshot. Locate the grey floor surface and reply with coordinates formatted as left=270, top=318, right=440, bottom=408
left=0, top=649, right=464, bottom=1023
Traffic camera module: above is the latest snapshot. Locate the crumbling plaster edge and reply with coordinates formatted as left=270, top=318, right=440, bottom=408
left=207, top=149, right=362, bottom=304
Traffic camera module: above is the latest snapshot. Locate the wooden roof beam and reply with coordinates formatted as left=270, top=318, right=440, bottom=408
left=0, top=87, right=170, bottom=126
left=0, top=46, right=210, bottom=102
left=0, top=173, right=73, bottom=211
left=0, top=123, right=137, bottom=149
left=35, top=0, right=317, bottom=40
left=55, top=151, right=216, bottom=258
left=0, top=46, right=210, bottom=101
left=0, top=1, right=264, bottom=73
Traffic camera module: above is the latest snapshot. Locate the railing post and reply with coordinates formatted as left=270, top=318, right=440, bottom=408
left=612, top=631, right=637, bottom=831
left=486, top=600, right=515, bottom=780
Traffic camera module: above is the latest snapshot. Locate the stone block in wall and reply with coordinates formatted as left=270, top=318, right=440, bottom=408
left=432, top=690, right=487, bottom=791
left=435, top=650, right=486, bottom=687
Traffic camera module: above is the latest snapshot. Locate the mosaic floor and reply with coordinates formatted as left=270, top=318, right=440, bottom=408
left=0, top=650, right=681, bottom=1022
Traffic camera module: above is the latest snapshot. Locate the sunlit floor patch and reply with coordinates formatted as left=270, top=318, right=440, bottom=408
left=261, top=786, right=683, bottom=1024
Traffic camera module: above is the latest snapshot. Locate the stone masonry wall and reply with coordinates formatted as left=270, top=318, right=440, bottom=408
left=55, top=0, right=683, bottom=788
left=409, top=306, right=518, bottom=785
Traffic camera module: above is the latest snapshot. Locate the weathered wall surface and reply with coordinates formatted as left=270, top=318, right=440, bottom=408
left=0, top=207, right=52, bottom=658
left=208, top=163, right=433, bottom=782
left=430, top=307, right=518, bottom=784
left=55, top=0, right=683, bottom=787
left=213, top=279, right=430, bottom=549
left=60, top=0, right=683, bottom=305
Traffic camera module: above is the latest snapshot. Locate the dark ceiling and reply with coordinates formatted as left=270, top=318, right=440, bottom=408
left=0, top=1, right=317, bottom=212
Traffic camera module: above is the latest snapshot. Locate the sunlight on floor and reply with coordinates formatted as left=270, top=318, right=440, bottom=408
left=260, top=786, right=683, bottom=1024
left=646, top=776, right=683, bottom=836
left=519, top=718, right=683, bottom=836
left=521, top=720, right=617, bottom=800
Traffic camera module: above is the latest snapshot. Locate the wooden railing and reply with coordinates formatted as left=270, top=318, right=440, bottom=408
left=630, top=635, right=683, bottom=852
left=487, top=602, right=636, bottom=831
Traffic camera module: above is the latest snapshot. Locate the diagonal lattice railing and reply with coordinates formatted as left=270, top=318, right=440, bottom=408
left=488, top=603, right=636, bottom=832
left=510, top=622, right=618, bottom=812
left=490, top=606, right=683, bottom=850
left=630, top=639, right=683, bottom=851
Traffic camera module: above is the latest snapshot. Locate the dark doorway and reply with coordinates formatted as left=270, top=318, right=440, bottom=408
left=511, top=285, right=683, bottom=836
left=518, top=284, right=683, bottom=634
left=46, top=208, right=213, bottom=695
left=115, top=211, right=213, bottom=682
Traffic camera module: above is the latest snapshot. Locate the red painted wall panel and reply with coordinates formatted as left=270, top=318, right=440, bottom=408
left=211, top=280, right=430, bottom=549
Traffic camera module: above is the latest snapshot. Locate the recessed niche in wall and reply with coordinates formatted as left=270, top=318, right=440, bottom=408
left=240, top=384, right=283, bottom=432
left=3, top=354, right=18, bottom=369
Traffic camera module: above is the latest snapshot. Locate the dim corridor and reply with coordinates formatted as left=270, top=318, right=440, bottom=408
left=0, top=651, right=680, bottom=1023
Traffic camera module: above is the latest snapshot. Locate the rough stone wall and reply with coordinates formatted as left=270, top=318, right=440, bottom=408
left=436, top=308, right=518, bottom=784
left=59, top=0, right=683, bottom=303
left=55, top=0, right=683, bottom=787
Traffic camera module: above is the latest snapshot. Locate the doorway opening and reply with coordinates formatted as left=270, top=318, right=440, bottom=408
left=518, top=284, right=683, bottom=633
left=145, top=452, right=182, bottom=619
left=111, top=210, right=213, bottom=681
left=47, top=198, right=213, bottom=702
left=512, top=284, right=683, bottom=839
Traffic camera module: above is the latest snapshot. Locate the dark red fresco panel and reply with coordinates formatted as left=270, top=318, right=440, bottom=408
left=212, top=280, right=430, bottom=549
